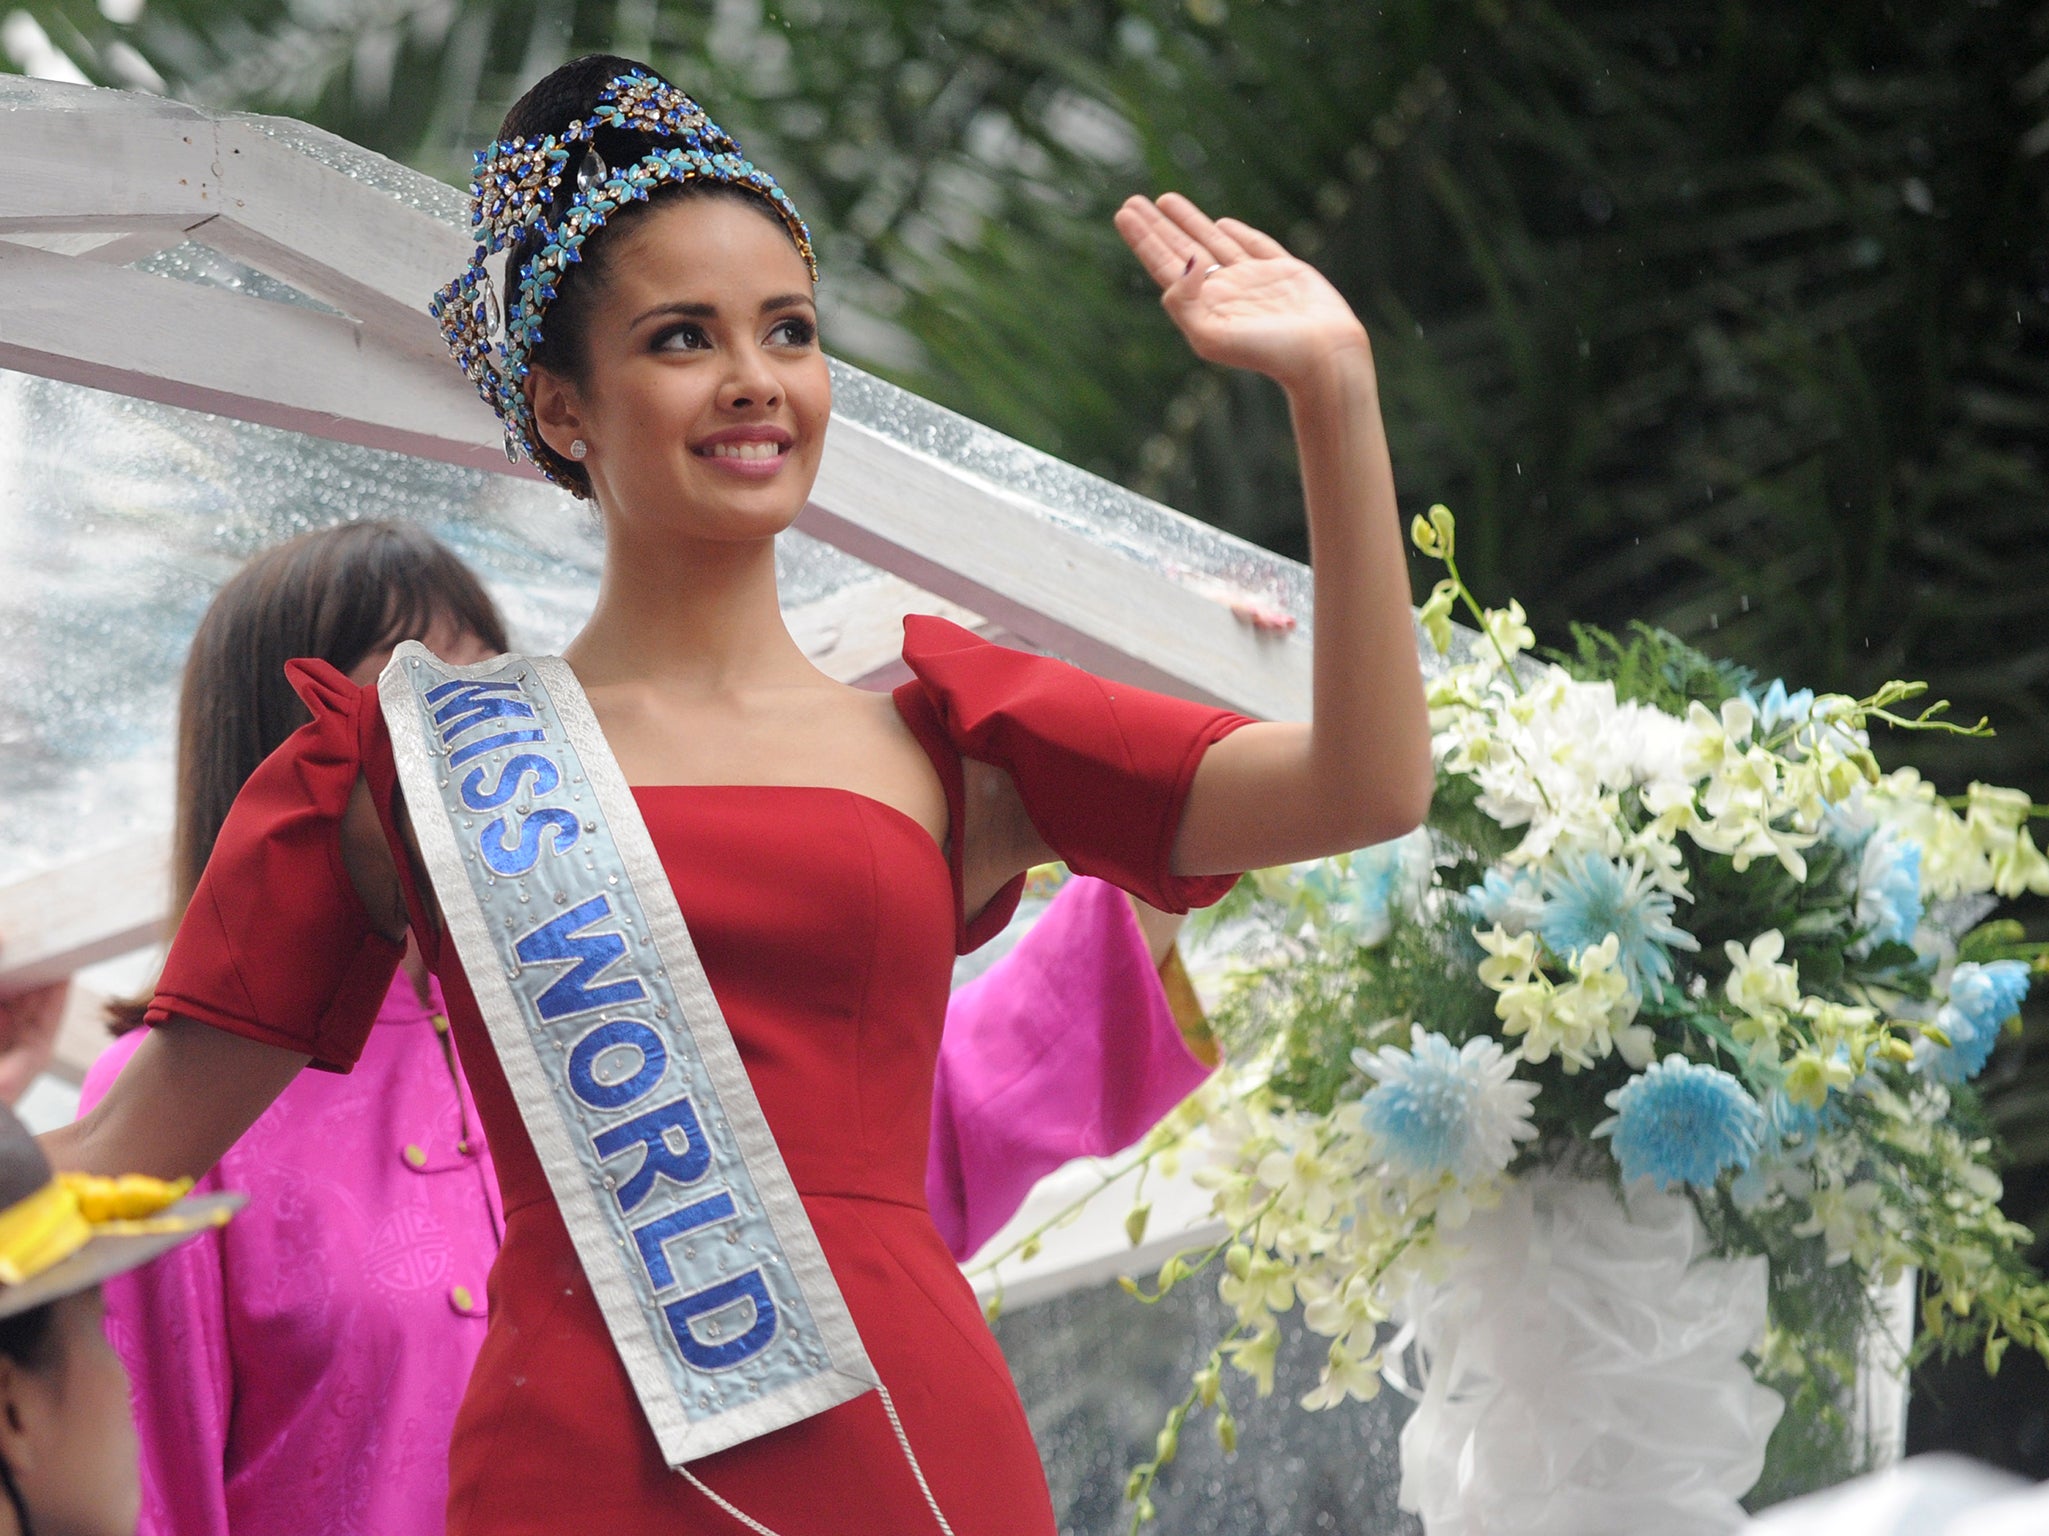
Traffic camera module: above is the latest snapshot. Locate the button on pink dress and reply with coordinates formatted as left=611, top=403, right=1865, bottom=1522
left=81, top=972, right=501, bottom=1536
left=84, top=876, right=1208, bottom=1536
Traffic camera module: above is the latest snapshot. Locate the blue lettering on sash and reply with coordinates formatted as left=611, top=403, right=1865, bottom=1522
left=424, top=676, right=521, bottom=705
left=461, top=754, right=560, bottom=811
left=433, top=680, right=538, bottom=741
left=632, top=1191, right=738, bottom=1287
left=448, top=728, right=548, bottom=769
left=479, top=808, right=581, bottom=876
left=593, top=1097, right=713, bottom=1212
left=568, top=1019, right=668, bottom=1110
left=515, top=898, right=648, bottom=1020
left=664, top=1272, right=779, bottom=1370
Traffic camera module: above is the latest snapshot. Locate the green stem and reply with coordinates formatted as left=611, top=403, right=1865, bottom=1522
left=1443, top=551, right=1525, bottom=697
left=1124, top=1332, right=1245, bottom=1533
left=965, top=1148, right=1153, bottom=1278
left=1123, top=1190, right=1285, bottom=1304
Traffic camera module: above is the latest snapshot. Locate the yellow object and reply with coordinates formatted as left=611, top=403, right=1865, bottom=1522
left=404, top=1144, right=429, bottom=1168
left=1158, top=947, right=1219, bottom=1069
left=59, top=1172, right=192, bottom=1223
left=451, top=1285, right=475, bottom=1312
left=0, top=1173, right=199, bottom=1287
left=1021, top=862, right=1069, bottom=901
left=0, top=1181, right=92, bottom=1286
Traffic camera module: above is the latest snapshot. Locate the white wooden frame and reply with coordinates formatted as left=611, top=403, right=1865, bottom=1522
left=0, top=78, right=1315, bottom=723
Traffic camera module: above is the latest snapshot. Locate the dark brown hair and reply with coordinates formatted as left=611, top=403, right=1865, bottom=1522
left=499, top=54, right=806, bottom=493
left=108, top=521, right=508, bottom=1031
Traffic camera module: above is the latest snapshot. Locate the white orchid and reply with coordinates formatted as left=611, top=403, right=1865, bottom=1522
left=1725, top=931, right=1801, bottom=1026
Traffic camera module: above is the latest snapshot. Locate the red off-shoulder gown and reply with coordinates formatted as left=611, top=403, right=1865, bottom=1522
left=147, top=616, right=1248, bottom=1535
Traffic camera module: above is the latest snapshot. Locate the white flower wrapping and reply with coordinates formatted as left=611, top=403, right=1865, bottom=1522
left=1387, top=1176, right=1782, bottom=1536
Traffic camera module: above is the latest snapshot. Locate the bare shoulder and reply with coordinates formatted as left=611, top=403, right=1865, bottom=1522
left=860, top=665, right=1048, bottom=904
left=823, top=680, right=950, bottom=839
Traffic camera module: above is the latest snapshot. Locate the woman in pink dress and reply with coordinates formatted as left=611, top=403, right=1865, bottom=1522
left=82, top=520, right=1212, bottom=1536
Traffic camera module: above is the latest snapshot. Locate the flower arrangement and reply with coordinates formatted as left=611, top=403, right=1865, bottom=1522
left=982, top=507, right=2049, bottom=1529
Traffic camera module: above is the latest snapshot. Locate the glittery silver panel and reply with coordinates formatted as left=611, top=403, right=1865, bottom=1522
left=994, top=1276, right=1420, bottom=1535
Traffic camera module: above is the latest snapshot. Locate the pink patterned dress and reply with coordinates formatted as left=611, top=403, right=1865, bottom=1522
left=82, top=972, right=499, bottom=1536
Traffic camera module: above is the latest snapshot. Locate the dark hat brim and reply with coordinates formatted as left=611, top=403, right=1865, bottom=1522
left=0, top=1192, right=245, bottom=1321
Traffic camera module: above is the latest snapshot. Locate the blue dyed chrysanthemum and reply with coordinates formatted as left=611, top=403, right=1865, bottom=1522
left=1729, top=1088, right=1828, bottom=1207
left=1352, top=1027, right=1539, bottom=1185
left=1533, top=852, right=1700, bottom=996
left=1953, top=959, right=2031, bottom=1036
left=1465, top=866, right=1545, bottom=936
left=1748, top=679, right=1817, bottom=734
left=1917, top=960, right=2031, bottom=1083
left=1317, top=834, right=1425, bottom=945
left=1853, top=831, right=1923, bottom=953
left=1344, top=840, right=1405, bottom=944
left=1762, top=1086, right=1824, bottom=1149
left=1597, top=1055, right=1765, bottom=1191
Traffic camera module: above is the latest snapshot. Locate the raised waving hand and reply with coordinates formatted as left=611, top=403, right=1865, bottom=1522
left=1114, top=193, right=1370, bottom=390
left=1114, top=192, right=1434, bottom=876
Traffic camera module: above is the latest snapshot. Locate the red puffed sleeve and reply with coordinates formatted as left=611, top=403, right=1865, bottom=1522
left=145, top=659, right=404, bottom=1072
left=892, top=615, right=1253, bottom=950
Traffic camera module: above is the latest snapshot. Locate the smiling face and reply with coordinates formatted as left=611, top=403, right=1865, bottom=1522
left=526, top=192, right=829, bottom=548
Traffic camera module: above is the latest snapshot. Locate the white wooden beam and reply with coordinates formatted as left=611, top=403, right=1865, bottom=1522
left=799, top=417, right=1310, bottom=720
left=786, top=572, right=986, bottom=684
left=0, top=240, right=520, bottom=472
left=0, top=219, right=195, bottom=263
left=0, top=834, right=170, bottom=994
left=76, top=224, right=199, bottom=266
left=964, top=1152, right=1226, bottom=1313
left=0, top=85, right=468, bottom=371
left=193, top=119, right=469, bottom=371
left=0, top=81, right=1321, bottom=723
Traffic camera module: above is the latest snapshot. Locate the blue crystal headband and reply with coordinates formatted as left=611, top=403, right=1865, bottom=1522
left=429, top=69, right=816, bottom=493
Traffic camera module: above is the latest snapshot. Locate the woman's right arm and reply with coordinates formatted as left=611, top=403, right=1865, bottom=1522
left=42, top=1021, right=308, bottom=1179
left=47, top=740, right=408, bottom=1180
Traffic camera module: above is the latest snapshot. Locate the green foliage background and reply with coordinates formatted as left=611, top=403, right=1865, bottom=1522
left=14, top=0, right=2049, bottom=1469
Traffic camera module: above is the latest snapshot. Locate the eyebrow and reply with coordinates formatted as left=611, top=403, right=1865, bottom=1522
left=631, top=293, right=816, bottom=329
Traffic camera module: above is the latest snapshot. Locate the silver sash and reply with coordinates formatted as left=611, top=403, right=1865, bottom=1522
left=379, top=643, right=879, bottom=1467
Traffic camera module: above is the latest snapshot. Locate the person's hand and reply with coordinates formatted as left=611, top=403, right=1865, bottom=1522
left=0, top=981, right=68, bottom=1105
left=1113, top=192, right=1371, bottom=394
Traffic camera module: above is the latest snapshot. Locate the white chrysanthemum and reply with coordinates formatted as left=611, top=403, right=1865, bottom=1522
left=1611, top=700, right=1693, bottom=797
left=1351, top=1026, right=1539, bottom=1185
left=1439, top=668, right=1698, bottom=877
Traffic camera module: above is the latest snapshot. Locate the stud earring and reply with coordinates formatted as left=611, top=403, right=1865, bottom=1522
left=569, top=440, right=588, bottom=461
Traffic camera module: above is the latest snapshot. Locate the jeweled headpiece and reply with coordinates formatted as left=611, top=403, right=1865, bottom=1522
left=429, top=68, right=816, bottom=493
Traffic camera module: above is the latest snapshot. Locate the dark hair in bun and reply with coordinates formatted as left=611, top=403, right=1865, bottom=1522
left=499, top=55, right=805, bottom=488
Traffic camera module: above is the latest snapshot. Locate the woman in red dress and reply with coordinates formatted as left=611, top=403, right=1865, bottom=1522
left=48, top=53, right=1432, bottom=1536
